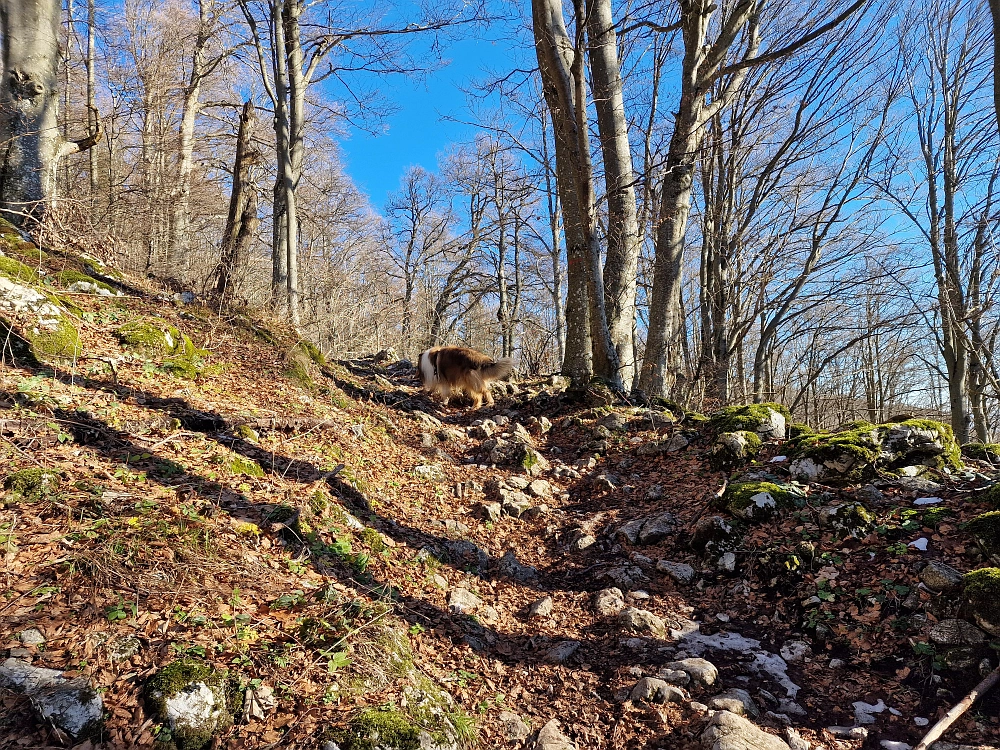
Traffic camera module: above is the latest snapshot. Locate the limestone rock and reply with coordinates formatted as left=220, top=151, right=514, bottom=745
left=535, top=719, right=576, bottom=750
left=665, top=658, right=719, bottom=687
left=657, top=560, right=696, bottom=584
left=709, top=689, right=760, bottom=718
left=0, top=658, right=102, bottom=740
left=529, top=596, right=554, bottom=618
left=618, top=607, right=668, bottom=638
left=631, top=677, right=686, bottom=704
left=498, top=711, right=531, bottom=742
left=544, top=641, right=580, bottom=664
left=929, top=619, right=986, bottom=646
left=447, top=588, right=482, bottom=614
left=146, top=660, right=236, bottom=750
left=498, top=550, right=538, bottom=583
left=594, top=588, right=626, bottom=616
left=921, top=560, right=964, bottom=592
left=702, top=710, right=791, bottom=750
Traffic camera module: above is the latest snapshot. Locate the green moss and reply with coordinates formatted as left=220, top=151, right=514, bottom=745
left=828, top=502, right=875, bottom=538
left=359, top=527, right=387, bottom=552
left=963, top=443, right=1000, bottom=462
left=963, top=567, right=1000, bottom=626
left=32, top=318, right=81, bottom=359
left=146, top=659, right=236, bottom=750
left=340, top=710, right=421, bottom=750
left=888, top=419, right=963, bottom=471
left=0, top=255, right=38, bottom=282
left=163, top=334, right=209, bottom=379
left=3, top=469, right=61, bottom=502
left=234, top=424, right=259, bottom=443
left=787, top=423, right=814, bottom=439
left=299, top=339, right=327, bottom=367
left=709, top=402, right=791, bottom=435
left=709, top=431, right=763, bottom=470
left=53, top=269, right=116, bottom=294
left=721, top=480, right=803, bottom=522
left=228, top=456, right=264, bottom=478
left=789, top=425, right=881, bottom=481
left=967, top=511, right=1000, bottom=561
left=285, top=345, right=315, bottom=390
left=116, top=319, right=181, bottom=356
left=980, top=484, right=1000, bottom=509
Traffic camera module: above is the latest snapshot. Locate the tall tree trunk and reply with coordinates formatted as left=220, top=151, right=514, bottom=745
left=167, top=0, right=214, bottom=281
left=86, top=0, right=97, bottom=196
left=215, top=101, right=260, bottom=299
left=0, top=0, right=64, bottom=222
left=587, top=0, right=640, bottom=388
left=532, top=0, right=621, bottom=388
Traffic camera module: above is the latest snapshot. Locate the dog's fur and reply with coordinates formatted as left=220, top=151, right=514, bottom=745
left=417, top=346, right=513, bottom=409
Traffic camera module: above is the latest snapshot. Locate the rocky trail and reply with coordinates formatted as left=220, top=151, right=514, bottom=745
left=1, top=230, right=1000, bottom=750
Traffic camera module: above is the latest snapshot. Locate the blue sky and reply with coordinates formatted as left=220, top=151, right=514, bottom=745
left=336, top=34, right=518, bottom=212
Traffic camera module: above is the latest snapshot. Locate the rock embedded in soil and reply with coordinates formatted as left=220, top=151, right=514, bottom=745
left=778, top=640, right=811, bottom=664
left=497, top=549, right=538, bottom=582
left=920, top=560, right=965, bottom=592
left=784, top=728, right=810, bottom=750
left=636, top=512, right=678, bottom=544
left=18, top=628, right=44, bottom=646
left=476, top=501, right=502, bottom=522
left=0, top=658, right=103, bottom=740
left=498, top=710, right=531, bottom=742
left=618, top=607, right=668, bottom=638
left=571, top=533, right=597, bottom=551
left=544, top=640, right=581, bottom=664
left=702, top=710, right=791, bottom=750
left=529, top=596, right=554, bottom=618
left=709, top=688, right=760, bottom=718
left=534, top=718, right=576, bottom=750
left=827, top=726, right=868, bottom=740
left=594, top=587, right=626, bottom=616
left=657, top=668, right=690, bottom=686
left=447, top=587, right=482, bottom=614
left=630, top=677, right=686, bottom=704
left=665, top=657, right=719, bottom=687
left=928, top=618, right=986, bottom=646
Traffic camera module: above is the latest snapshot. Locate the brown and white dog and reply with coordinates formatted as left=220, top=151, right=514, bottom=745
left=417, top=346, right=513, bottom=409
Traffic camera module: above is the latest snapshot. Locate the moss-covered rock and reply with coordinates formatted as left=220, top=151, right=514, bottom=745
left=145, top=659, right=238, bottom=750
left=234, top=424, right=259, bottom=443
left=787, top=423, right=815, bottom=439
left=116, top=319, right=208, bottom=378
left=338, top=709, right=422, bottom=750
left=228, top=456, right=264, bottom=478
left=116, top=318, right=182, bottom=356
left=721, top=481, right=804, bottom=523
left=0, top=254, right=39, bottom=283
left=285, top=344, right=315, bottom=389
left=967, top=511, right=1000, bottom=565
left=818, top=502, right=875, bottom=539
left=53, top=269, right=118, bottom=296
left=963, top=567, right=1000, bottom=636
left=298, top=339, right=326, bottom=367
left=708, top=431, right=762, bottom=470
left=788, top=418, right=961, bottom=484
left=709, top=403, right=790, bottom=439
left=32, top=317, right=81, bottom=359
left=3, top=468, right=61, bottom=503
left=882, top=419, right=962, bottom=471
left=962, top=443, right=1000, bottom=463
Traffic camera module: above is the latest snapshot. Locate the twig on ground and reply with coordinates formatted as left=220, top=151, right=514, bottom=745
left=913, top=665, right=1000, bottom=750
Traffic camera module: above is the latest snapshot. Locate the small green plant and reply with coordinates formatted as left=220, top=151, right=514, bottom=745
left=105, top=601, right=128, bottom=622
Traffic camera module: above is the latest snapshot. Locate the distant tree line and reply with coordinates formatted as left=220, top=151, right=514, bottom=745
left=2, top=0, right=1000, bottom=439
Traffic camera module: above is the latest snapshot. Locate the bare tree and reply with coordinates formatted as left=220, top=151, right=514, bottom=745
left=0, top=0, right=100, bottom=224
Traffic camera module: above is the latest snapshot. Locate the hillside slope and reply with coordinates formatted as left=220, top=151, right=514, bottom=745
left=1, top=233, right=999, bottom=750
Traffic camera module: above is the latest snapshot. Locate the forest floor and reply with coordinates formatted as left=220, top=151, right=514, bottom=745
left=1, top=250, right=999, bottom=750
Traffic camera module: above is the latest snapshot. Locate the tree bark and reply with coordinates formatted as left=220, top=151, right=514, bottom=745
left=215, top=101, right=260, bottom=300
left=587, top=0, right=640, bottom=388
left=532, top=0, right=621, bottom=388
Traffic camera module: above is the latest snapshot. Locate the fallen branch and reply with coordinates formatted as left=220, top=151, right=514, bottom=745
left=914, top=665, right=1000, bottom=750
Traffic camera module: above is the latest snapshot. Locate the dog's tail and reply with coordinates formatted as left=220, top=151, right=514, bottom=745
left=478, top=357, right=514, bottom=382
